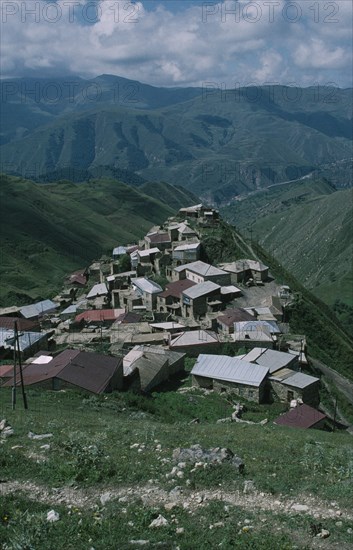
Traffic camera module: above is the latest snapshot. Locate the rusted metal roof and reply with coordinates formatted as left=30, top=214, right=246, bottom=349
left=217, top=308, right=254, bottom=327
left=274, top=404, right=326, bottom=429
left=159, top=279, right=196, bottom=299
left=75, top=309, right=124, bottom=324
left=0, top=316, right=40, bottom=332
left=3, top=349, right=122, bottom=394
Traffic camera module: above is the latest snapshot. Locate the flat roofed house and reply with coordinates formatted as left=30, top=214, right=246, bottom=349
left=191, top=354, right=269, bottom=403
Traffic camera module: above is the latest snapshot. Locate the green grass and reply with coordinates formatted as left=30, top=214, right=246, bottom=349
left=0, top=174, right=193, bottom=306
left=222, top=179, right=353, bottom=313
left=1, top=387, right=353, bottom=548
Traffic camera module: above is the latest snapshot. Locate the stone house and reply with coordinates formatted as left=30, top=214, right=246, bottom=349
left=217, top=308, right=255, bottom=334
left=172, top=242, right=201, bottom=265
left=191, top=354, right=269, bottom=403
left=169, top=330, right=220, bottom=357
left=157, top=279, right=196, bottom=315
left=182, top=281, right=222, bottom=319
left=171, top=261, right=231, bottom=286
left=131, top=277, right=163, bottom=311
left=220, top=260, right=269, bottom=284
left=269, top=369, right=320, bottom=407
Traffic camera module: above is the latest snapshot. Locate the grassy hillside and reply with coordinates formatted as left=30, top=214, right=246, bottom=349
left=222, top=179, right=353, bottom=313
left=198, top=220, right=353, bottom=381
left=0, top=174, right=193, bottom=306
left=1, top=80, right=352, bottom=200
left=1, top=387, right=353, bottom=549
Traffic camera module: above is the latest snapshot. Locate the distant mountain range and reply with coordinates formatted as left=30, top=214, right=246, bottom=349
left=1, top=75, right=352, bottom=202
left=0, top=174, right=196, bottom=306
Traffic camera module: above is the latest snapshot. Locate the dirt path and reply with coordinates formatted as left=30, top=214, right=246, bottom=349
left=2, top=480, right=352, bottom=521
left=310, top=357, right=353, bottom=409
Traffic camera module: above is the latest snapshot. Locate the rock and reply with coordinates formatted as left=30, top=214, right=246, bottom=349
left=176, top=528, right=184, bottom=535
left=164, top=502, right=177, bottom=512
left=259, top=418, right=268, bottom=425
left=177, top=462, right=186, bottom=469
left=176, top=471, right=184, bottom=478
left=169, top=486, right=183, bottom=498
left=335, top=521, right=343, bottom=527
left=100, top=492, right=112, bottom=506
left=0, top=419, right=6, bottom=431
left=292, top=504, right=309, bottom=513
left=46, top=510, right=60, bottom=522
left=172, top=444, right=244, bottom=472
left=216, top=417, right=232, bottom=424
left=149, top=515, right=169, bottom=528
left=40, top=444, right=50, bottom=450
left=317, top=529, right=330, bottom=539
left=189, top=418, right=200, bottom=424
left=243, top=480, right=256, bottom=494
left=129, top=541, right=150, bottom=546
left=119, top=496, right=129, bottom=503
left=28, top=432, right=53, bottom=440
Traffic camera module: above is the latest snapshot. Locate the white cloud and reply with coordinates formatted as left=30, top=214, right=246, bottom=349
left=0, top=0, right=351, bottom=87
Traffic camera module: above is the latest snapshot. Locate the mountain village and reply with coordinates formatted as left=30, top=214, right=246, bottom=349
left=0, top=204, right=331, bottom=430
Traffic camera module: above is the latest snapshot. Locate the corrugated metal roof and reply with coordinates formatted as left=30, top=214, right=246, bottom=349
left=170, top=330, right=219, bottom=347
left=149, top=322, right=185, bottom=330
left=220, top=285, right=242, bottom=295
left=217, top=308, right=254, bottom=327
left=158, top=279, right=196, bottom=299
left=0, top=317, right=39, bottom=331
left=280, top=371, right=320, bottom=389
left=191, top=354, right=269, bottom=387
left=0, top=328, right=46, bottom=351
left=132, top=277, right=163, bottom=294
left=174, top=243, right=200, bottom=252
left=20, top=300, right=57, bottom=319
left=234, top=321, right=280, bottom=334
left=87, top=283, right=108, bottom=299
left=137, top=248, right=160, bottom=258
left=183, top=281, right=220, bottom=299
left=113, top=246, right=127, bottom=256
left=75, top=309, right=124, bottom=324
left=146, top=233, right=171, bottom=244
left=243, top=348, right=296, bottom=374
left=4, top=349, right=122, bottom=394
left=174, top=261, right=228, bottom=277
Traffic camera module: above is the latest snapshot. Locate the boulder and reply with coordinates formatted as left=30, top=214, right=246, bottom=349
left=172, top=444, right=244, bottom=472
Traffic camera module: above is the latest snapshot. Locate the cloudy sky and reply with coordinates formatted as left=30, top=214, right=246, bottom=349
left=1, top=0, right=352, bottom=87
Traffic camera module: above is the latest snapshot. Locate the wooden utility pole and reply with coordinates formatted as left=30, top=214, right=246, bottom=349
left=14, top=321, right=28, bottom=410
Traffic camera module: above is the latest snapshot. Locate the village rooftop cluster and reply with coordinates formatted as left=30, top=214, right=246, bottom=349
left=0, top=204, right=328, bottom=430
